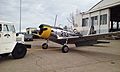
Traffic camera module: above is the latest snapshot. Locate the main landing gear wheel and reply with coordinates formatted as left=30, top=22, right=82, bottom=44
left=42, top=43, right=48, bottom=49
left=62, top=45, right=69, bottom=53
left=12, top=43, right=27, bottom=59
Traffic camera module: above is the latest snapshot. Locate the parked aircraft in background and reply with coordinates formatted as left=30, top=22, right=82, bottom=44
left=36, top=24, right=120, bottom=53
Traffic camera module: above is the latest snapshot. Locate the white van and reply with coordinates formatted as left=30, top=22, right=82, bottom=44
left=0, top=21, right=27, bottom=59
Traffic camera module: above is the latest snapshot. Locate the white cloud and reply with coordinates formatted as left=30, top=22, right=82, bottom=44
left=0, top=0, right=101, bottom=32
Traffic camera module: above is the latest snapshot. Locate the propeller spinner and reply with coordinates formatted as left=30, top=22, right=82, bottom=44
left=39, top=24, right=52, bottom=39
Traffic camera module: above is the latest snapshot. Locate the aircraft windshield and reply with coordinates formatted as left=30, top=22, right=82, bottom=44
left=8, top=25, right=15, bottom=32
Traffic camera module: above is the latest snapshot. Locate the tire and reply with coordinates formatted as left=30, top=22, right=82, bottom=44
left=0, top=53, right=10, bottom=57
left=42, top=43, right=48, bottom=49
left=62, top=45, right=69, bottom=53
left=12, top=43, right=27, bottom=59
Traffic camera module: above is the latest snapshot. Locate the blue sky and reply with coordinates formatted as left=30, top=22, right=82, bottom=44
left=0, top=0, right=101, bottom=32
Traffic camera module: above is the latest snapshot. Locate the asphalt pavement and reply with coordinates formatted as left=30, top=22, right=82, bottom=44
left=0, top=39, right=120, bottom=72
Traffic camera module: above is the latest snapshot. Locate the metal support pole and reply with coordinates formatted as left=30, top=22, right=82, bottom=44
left=19, top=0, right=22, bottom=32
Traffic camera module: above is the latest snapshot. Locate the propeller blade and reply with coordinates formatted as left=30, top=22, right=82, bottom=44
left=39, top=25, right=43, bottom=28
left=39, top=28, right=48, bottom=35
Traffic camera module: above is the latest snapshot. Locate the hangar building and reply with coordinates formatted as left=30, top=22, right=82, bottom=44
left=74, top=0, right=120, bottom=35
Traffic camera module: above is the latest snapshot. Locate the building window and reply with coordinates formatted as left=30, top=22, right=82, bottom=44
left=91, top=16, right=98, bottom=26
left=82, top=18, right=88, bottom=27
left=100, top=14, right=107, bottom=25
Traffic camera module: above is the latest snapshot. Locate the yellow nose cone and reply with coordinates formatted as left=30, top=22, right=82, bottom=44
left=41, top=26, right=51, bottom=39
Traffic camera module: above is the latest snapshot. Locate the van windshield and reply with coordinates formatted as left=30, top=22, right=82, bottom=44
left=7, top=25, right=15, bottom=32
left=0, top=24, right=2, bottom=31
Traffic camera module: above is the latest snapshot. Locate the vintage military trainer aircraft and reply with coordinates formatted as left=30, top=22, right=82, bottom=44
left=37, top=24, right=120, bottom=53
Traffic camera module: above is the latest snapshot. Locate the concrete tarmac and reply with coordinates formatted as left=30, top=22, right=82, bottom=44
left=0, top=39, right=120, bottom=72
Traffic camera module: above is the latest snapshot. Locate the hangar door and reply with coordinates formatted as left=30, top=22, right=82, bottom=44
left=110, top=5, right=120, bottom=32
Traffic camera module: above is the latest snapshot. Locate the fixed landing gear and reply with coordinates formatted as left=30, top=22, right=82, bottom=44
left=62, top=45, right=69, bottom=53
left=42, top=43, right=48, bottom=49
left=42, top=39, right=70, bottom=53
left=42, top=39, right=49, bottom=49
left=61, top=39, right=69, bottom=53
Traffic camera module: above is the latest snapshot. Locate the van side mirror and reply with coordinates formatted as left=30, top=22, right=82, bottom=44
left=16, top=33, right=19, bottom=36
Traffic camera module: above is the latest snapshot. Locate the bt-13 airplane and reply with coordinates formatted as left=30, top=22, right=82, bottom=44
left=37, top=24, right=120, bottom=53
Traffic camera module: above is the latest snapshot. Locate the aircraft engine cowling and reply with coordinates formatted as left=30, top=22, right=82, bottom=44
left=39, top=25, right=52, bottom=39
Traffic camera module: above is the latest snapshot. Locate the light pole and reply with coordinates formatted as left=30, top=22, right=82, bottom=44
left=19, top=0, right=22, bottom=32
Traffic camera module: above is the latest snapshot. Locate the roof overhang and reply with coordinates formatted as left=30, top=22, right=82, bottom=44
left=89, top=0, right=120, bottom=13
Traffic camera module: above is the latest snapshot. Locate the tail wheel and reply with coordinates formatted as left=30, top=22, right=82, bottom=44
left=42, top=43, right=48, bottom=49
left=62, top=45, right=69, bottom=53
left=12, top=43, right=27, bottom=59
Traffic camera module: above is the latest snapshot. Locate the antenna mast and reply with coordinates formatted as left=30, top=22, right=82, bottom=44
left=54, top=15, right=58, bottom=27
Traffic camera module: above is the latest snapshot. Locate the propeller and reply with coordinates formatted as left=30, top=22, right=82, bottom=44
left=39, top=25, right=48, bottom=35
left=39, top=24, right=52, bottom=39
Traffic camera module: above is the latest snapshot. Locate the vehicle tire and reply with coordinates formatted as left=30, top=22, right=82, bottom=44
left=12, top=43, right=27, bottom=59
left=62, top=45, right=69, bottom=53
left=0, top=53, right=10, bottom=57
left=42, top=43, right=48, bottom=49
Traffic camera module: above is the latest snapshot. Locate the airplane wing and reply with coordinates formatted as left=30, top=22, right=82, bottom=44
left=83, top=31, right=120, bottom=40
left=56, top=31, right=120, bottom=45
left=58, top=31, right=120, bottom=40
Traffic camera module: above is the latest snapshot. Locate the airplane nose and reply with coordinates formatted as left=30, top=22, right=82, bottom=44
left=39, top=28, right=48, bottom=35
